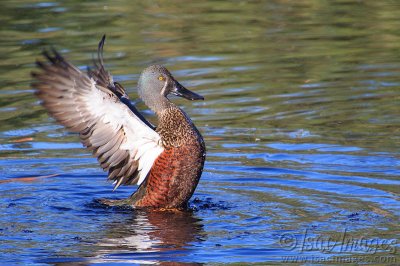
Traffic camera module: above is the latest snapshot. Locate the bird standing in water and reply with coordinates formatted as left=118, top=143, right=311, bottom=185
left=32, top=36, right=206, bottom=210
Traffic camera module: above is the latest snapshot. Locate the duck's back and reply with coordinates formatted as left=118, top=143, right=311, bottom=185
left=131, top=107, right=206, bottom=209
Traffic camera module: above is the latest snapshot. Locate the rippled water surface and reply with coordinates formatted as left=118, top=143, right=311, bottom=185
left=0, top=1, right=399, bottom=265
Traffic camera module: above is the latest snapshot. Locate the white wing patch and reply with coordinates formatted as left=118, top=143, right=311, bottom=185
left=87, top=79, right=164, bottom=187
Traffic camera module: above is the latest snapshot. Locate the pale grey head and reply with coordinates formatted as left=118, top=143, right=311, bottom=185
left=138, top=65, right=204, bottom=113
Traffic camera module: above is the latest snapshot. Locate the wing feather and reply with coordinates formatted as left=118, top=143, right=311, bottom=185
left=32, top=43, right=164, bottom=190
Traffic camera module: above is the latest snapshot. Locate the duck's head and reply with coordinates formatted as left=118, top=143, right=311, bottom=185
left=138, top=65, right=203, bottom=112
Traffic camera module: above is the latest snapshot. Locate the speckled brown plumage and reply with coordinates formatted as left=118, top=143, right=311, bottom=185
left=130, top=107, right=206, bottom=209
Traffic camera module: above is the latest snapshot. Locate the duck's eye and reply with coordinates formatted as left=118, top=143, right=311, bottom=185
left=158, top=76, right=165, bottom=81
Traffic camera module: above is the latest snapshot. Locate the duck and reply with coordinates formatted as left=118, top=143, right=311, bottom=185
left=31, top=35, right=206, bottom=209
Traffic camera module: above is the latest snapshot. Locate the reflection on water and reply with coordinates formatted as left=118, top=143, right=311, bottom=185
left=0, top=0, right=399, bottom=264
left=62, top=208, right=204, bottom=264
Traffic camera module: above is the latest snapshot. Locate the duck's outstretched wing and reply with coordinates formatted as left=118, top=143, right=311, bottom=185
left=88, top=35, right=155, bottom=130
left=32, top=47, right=163, bottom=190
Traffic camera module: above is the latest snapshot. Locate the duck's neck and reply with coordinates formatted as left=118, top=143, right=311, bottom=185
left=156, top=106, right=201, bottom=148
left=144, top=96, right=172, bottom=114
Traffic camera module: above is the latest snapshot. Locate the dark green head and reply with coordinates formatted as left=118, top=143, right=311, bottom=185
left=138, top=65, right=203, bottom=113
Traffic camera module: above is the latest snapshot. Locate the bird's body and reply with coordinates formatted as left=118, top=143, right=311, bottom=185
left=32, top=36, right=205, bottom=209
left=133, top=107, right=205, bottom=208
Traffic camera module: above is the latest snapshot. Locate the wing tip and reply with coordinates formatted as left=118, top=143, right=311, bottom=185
left=99, top=34, right=106, bottom=48
left=112, top=177, right=124, bottom=191
left=98, top=35, right=106, bottom=62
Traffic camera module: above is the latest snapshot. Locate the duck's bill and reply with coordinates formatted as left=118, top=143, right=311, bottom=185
left=171, top=81, right=204, bottom=100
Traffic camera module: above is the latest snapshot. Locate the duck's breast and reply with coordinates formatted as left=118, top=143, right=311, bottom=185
left=134, top=107, right=206, bottom=208
left=135, top=141, right=205, bottom=208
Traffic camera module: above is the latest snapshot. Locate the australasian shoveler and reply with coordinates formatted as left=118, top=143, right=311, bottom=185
left=32, top=36, right=206, bottom=209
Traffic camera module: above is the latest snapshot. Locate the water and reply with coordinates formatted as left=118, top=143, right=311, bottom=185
left=0, top=1, right=399, bottom=265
